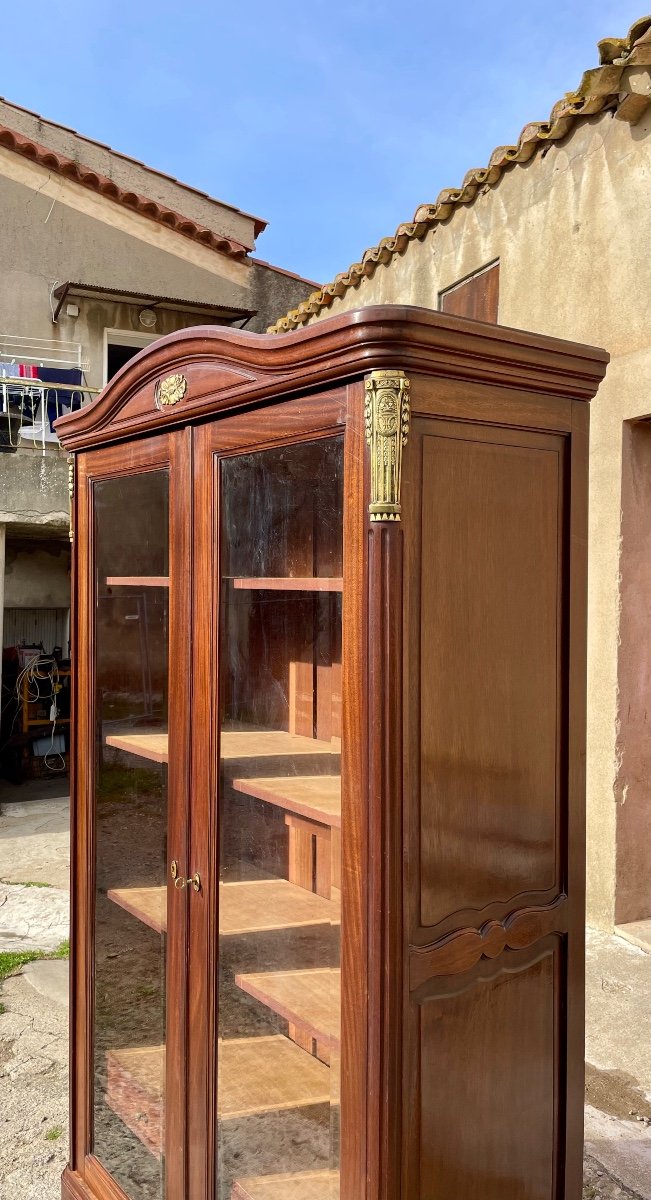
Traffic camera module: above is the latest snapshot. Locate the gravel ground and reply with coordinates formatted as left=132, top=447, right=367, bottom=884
left=583, top=1155, right=645, bottom=1198
left=0, top=970, right=68, bottom=1200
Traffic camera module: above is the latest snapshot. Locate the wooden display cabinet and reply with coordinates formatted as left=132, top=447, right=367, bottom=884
left=56, top=306, right=608, bottom=1200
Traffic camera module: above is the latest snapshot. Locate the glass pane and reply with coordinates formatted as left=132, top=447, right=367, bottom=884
left=216, top=437, right=343, bottom=1200
left=93, top=470, right=170, bottom=1200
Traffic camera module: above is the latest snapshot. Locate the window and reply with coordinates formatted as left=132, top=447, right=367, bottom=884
left=439, top=261, right=499, bottom=323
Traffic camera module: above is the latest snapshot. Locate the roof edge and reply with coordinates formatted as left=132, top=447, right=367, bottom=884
left=251, top=256, right=321, bottom=288
left=0, top=124, right=250, bottom=260
left=269, top=14, right=651, bottom=333
left=0, top=94, right=267, bottom=236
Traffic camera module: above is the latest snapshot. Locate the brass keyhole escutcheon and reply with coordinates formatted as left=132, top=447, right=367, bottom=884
left=170, top=861, right=201, bottom=892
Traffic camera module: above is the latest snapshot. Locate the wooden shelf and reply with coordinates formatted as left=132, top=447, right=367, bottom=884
left=107, top=885, right=166, bottom=933
left=108, top=877, right=340, bottom=937
left=232, top=577, right=342, bottom=593
left=106, top=1036, right=332, bottom=1154
left=105, top=728, right=339, bottom=766
left=106, top=1044, right=164, bottom=1157
left=232, top=776, right=341, bottom=829
left=232, top=1170, right=339, bottom=1200
left=104, top=730, right=168, bottom=762
left=106, top=576, right=170, bottom=587
left=235, top=968, right=340, bottom=1049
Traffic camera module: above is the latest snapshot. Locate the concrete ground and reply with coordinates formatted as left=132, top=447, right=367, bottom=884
left=585, top=928, right=651, bottom=1196
left=0, top=783, right=650, bottom=1199
left=0, top=781, right=70, bottom=1200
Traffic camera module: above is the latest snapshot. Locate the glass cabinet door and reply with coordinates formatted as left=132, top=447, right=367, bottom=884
left=215, top=436, right=343, bottom=1200
left=91, top=464, right=181, bottom=1200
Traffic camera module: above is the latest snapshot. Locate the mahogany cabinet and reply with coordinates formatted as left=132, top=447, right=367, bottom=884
left=56, top=306, right=608, bottom=1200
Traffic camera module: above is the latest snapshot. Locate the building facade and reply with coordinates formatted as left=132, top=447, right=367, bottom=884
left=270, top=16, right=651, bottom=937
left=0, top=97, right=315, bottom=774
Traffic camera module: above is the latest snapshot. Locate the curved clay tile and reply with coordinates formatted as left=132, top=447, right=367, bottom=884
left=0, top=122, right=249, bottom=261
left=269, top=13, right=651, bottom=334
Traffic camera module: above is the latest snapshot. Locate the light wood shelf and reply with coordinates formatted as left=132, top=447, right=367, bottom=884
left=235, top=967, right=341, bottom=1049
left=105, top=728, right=339, bottom=766
left=232, top=776, right=341, bottom=829
left=232, top=1170, right=339, bottom=1200
left=104, top=730, right=169, bottom=763
left=107, top=885, right=166, bottom=933
left=105, top=576, right=170, bottom=587
left=106, top=1036, right=332, bottom=1154
left=232, top=577, right=342, bottom=593
left=108, top=877, right=340, bottom=937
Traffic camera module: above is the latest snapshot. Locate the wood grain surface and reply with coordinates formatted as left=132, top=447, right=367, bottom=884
left=235, top=967, right=341, bottom=1048
left=108, top=877, right=340, bottom=936
left=231, top=1170, right=339, bottom=1200
left=105, top=727, right=339, bottom=765
left=232, top=776, right=341, bottom=828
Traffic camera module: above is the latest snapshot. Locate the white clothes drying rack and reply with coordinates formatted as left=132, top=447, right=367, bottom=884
left=0, top=333, right=97, bottom=454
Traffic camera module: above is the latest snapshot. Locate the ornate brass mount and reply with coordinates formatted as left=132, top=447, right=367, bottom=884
left=67, top=453, right=75, bottom=543
left=155, top=372, right=188, bottom=410
left=364, top=370, right=410, bottom=521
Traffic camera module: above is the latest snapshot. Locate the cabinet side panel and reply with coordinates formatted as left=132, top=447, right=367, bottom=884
left=419, top=427, right=564, bottom=927
left=419, top=948, right=560, bottom=1200
left=403, top=411, right=577, bottom=1200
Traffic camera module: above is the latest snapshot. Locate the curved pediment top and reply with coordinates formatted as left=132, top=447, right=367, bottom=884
left=55, top=304, right=608, bottom=450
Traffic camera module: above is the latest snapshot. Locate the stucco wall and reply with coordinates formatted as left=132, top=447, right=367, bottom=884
left=0, top=98, right=259, bottom=250
left=0, top=154, right=314, bottom=390
left=0, top=453, right=68, bottom=531
left=248, top=262, right=316, bottom=334
left=304, top=108, right=651, bottom=929
left=4, top=538, right=70, bottom=607
left=0, top=169, right=252, bottom=388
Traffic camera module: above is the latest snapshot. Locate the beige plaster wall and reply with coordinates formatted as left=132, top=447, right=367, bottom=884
left=0, top=99, right=259, bottom=250
left=307, top=108, right=651, bottom=929
left=0, top=160, right=314, bottom=387
left=616, top=418, right=651, bottom=925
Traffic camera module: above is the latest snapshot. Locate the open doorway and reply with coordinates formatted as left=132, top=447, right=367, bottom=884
left=103, top=330, right=158, bottom=384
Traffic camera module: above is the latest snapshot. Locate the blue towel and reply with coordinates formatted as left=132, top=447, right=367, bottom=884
left=37, top=367, right=83, bottom=429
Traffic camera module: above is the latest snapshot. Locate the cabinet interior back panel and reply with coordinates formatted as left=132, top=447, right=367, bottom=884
left=419, top=429, right=565, bottom=928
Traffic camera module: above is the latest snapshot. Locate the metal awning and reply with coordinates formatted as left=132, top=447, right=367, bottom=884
left=52, top=282, right=256, bottom=324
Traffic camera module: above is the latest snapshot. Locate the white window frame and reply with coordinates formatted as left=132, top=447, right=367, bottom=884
left=103, top=329, right=158, bottom=386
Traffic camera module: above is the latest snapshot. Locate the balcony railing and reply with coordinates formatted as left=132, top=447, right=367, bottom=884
left=0, top=334, right=97, bottom=454
left=0, top=333, right=88, bottom=372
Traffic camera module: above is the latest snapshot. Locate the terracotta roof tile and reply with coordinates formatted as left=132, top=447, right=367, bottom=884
left=269, top=14, right=651, bottom=333
left=0, top=125, right=250, bottom=261
left=0, top=94, right=267, bottom=238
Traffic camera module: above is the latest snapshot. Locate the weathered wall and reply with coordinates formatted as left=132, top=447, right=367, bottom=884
left=4, top=538, right=70, bottom=607
left=0, top=166, right=252, bottom=393
left=0, top=98, right=260, bottom=250
left=248, top=262, right=316, bottom=334
left=0, top=453, right=68, bottom=531
left=0, top=152, right=314, bottom=544
left=614, top=416, right=651, bottom=926
left=304, top=108, right=651, bottom=929
left=0, top=149, right=315, bottom=389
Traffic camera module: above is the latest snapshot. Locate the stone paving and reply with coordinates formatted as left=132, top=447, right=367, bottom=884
left=0, top=795, right=69, bottom=891
left=0, top=881, right=69, bottom=954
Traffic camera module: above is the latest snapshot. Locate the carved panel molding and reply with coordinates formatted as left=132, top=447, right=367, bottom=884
left=409, top=896, right=567, bottom=990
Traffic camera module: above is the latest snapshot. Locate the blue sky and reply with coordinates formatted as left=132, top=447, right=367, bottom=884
left=1, top=2, right=645, bottom=283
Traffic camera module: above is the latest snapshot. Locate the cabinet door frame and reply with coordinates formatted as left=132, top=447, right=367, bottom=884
left=190, top=387, right=370, bottom=1200
left=69, top=430, right=192, bottom=1200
